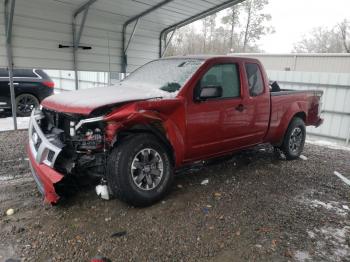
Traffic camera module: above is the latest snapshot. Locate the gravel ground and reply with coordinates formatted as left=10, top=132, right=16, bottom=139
left=0, top=130, right=349, bottom=262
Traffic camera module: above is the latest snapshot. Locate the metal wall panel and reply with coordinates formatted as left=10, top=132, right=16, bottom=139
left=46, top=69, right=110, bottom=91
left=0, top=0, right=165, bottom=72
left=0, top=0, right=237, bottom=73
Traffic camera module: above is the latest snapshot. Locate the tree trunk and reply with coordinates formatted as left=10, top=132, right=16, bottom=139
left=203, top=34, right=206, bottom=52
left=229, top=9, right=235, bottom=52
left=339, top=22, right=350, bottom=53
left=243, top=1, right=252, bottom=52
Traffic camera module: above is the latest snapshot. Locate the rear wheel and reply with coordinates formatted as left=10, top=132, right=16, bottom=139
left=107, top=133, right=174, bottom=207
left=279, top=117, right=306, bottom=160
left=16, top=93, right=39, bottom=117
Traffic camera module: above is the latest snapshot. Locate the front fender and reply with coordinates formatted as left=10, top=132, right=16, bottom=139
left=105, top=104, right=185, bottom=167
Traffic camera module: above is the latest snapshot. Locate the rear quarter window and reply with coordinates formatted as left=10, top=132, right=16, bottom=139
left=13, top=69, right=38, bottom=78
left=245, top=63, right=264, bottom=97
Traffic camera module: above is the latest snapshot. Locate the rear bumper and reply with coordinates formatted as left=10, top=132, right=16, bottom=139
left=27, top=110, right=64, bottom=204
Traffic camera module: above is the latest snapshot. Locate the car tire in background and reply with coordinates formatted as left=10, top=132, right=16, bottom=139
left=279, top=117, right=306, bottom=160
left=107, top=133, right=174, bottom=207
left=15, top=93, right=39, bottom=117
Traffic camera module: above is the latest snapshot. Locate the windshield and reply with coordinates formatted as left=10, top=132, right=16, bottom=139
left=121, top=59, right=203, bottom=96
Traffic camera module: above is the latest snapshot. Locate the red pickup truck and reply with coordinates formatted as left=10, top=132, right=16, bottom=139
left=27, top=56, right=323, bottom=206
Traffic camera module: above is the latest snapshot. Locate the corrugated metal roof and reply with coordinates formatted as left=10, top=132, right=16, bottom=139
left=0, top=0, right=243, bottom=72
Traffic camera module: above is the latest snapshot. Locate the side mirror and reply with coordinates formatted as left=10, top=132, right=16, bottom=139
left=196, top=85, right=223, bottom=101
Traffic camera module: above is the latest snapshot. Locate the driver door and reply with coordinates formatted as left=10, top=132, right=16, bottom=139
left=185, top=63, right=245, bottom=160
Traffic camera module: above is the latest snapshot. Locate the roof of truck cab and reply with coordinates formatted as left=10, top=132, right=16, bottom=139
left=161, top=55, right=261, bottom=62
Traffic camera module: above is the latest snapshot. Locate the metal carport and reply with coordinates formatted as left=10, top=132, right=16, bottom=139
left=1, top=0, right=244, bottom=129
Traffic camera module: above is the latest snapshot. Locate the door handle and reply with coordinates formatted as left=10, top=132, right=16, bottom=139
left=235, top=104, right=246, bottom=112
left=8, top=82, right=19, bottom=86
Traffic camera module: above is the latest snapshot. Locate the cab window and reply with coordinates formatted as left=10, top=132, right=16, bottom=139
left=245, top=63, right=264, bottom=96
left=200, top=64, right=240, bottom=98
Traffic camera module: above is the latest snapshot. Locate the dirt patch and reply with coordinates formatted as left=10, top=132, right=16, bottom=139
left=0, top=131, right=349, bottom=261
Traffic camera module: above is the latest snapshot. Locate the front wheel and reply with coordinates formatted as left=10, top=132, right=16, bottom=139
left=279, top=117, right=306, bottom=160
left=107, top=133, right=174, bottom=207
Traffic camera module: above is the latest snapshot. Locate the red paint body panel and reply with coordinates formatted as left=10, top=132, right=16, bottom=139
left=31, top=56, right=323, bottom=186
left=27, top=144, right=63, bottom=204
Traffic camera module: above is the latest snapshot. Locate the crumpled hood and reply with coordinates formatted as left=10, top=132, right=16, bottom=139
left=41, top=83, right=169, bottom=115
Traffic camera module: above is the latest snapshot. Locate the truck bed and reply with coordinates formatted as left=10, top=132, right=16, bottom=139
left=270, top=88, right=323, bottom=97
left=264, top=89, right=323, bottom=145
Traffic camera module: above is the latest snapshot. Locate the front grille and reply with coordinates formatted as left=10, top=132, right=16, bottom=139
left=47, top=150, right=55, bottom=162
left=34, top=136, right=42, bottom=151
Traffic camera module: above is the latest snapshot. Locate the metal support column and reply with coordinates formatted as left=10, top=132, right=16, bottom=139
left=161, top=27, right=177, bottom=57
left=124, top=19, right=139, bottom=55
left=4, top=0, right=17, bottom=130
left=121, top=0, right=174, bottom=73
left=72, top=0, right=97, bottom=90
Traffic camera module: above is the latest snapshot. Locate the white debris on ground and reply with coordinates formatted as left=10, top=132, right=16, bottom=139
left=333, top=171, right=350, bottom=186
left=0, top=117, right=29, bottom=132
left=299, top=155, right=308, bottom=160
left=298, top=196, right=349, bottom=216
left=6, top=208, right=14, bottom=216
left=306, top=139, right=350, bottom=151
left=294, top=250, right=311, bottom=262
left=309, top=199, right=349, bottom=216
left=296, top=192, right=350, bottom=262
left=296, top=226, right=350, bottom=262
left=201, top=179, right=209, bottom=185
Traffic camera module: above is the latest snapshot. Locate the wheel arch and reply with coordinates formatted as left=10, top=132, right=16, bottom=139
left=278, top=111, right=306, bottom=146
left=113, top=122, right=177, bottom=167
left=293, top=111, right=306, bottom=122
left=16, top=92, right=40, bottom=102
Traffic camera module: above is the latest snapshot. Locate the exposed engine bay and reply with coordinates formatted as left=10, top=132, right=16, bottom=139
left=37, top=108, right=109, bottom=198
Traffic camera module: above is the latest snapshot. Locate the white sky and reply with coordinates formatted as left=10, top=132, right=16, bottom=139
left=258, top=0, right=350, bottom=53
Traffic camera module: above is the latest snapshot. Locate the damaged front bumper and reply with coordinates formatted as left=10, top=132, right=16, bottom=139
left=27, top=110, right=64, bottom=204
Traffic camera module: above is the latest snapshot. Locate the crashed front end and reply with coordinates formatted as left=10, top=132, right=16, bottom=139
left=27, top=108, right=110, bottom=204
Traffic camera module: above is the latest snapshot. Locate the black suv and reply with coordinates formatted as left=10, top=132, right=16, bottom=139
left=0, top=69, right=54, bottom=116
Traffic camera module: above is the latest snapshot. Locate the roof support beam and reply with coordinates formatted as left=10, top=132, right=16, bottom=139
left=4, top=0, right=17, bottom=130
left=159, top=0, right=245, bottom=57
left=72, top=0, right=97, bottom=90
left=124, top=18, right=139, bottom=54
left=121, top=0, right=174, bottom=73
left=161, top=27, right=177, bottom=57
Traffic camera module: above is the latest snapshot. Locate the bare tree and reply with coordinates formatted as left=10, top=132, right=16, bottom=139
left=241, top=0, right=273, bottom=52
left=222, top=6, right=240, bottom=52
left=338, top=19, right=350, bottom=53
left=293, top=26, right=345, bottom=53
left=165, top=0, right=274, bottom=56
left=202, top=16, right=210, bottom=52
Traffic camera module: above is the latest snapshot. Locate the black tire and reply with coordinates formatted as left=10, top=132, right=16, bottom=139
left=107, top=133, right=174, bottom=207
left=16, top=93, right=39, bottom=117
left=279, top=117, right=306, bottom=160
